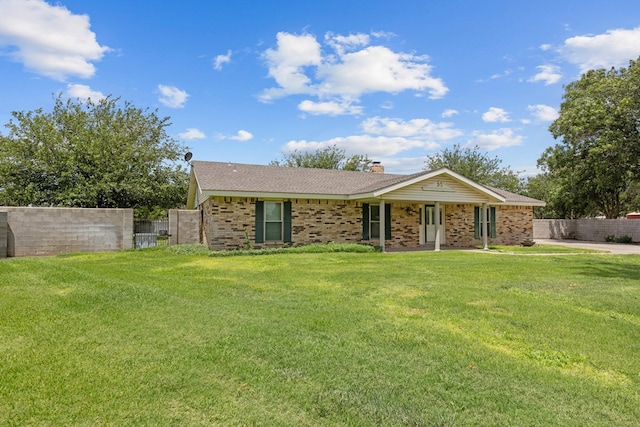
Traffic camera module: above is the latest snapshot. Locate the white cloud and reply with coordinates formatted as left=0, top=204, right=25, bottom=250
left=324, top=32, right=370, bottom=55
left=361, top=117, right=462, bottom=140
left=66, top=83, right=104, bottom=100
left=469, top=128, right=523, bottom=151
left=213, top=50, right=232, bottom=70
left=380, top=101, right=394, bottom=110
left=560, top=27, right=640, bottom=72
left=298, top=99, right=363, bottom=116
left=528, top=65, right=562, bottom=85
left=178, top=128, right=205, bottom=140
left=527, top=104, right=559, bottom=122
left=441, top=109, right=458, bottom=118
left=260, top=32, right=322, bottom=101
left=283, top=135, right=437, bottom=158
left=482, top=107, right=510, bottom=123
left=0, top=0, right=110, bottom=80
left=281, top=115, right=462, bottom=159
left=259, top=31, right=448, bottom=114
left=158, top=85, right=189, bottom=108
left=229, top=130, right=253, bottom=141
left=318, top=45, right=448, bottom=99
left=376, top=157, right=428, bottom=174
left=540, top=44, right=552, bottom=51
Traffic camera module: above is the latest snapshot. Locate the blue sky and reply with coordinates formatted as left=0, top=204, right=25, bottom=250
left=2, top=0, right=640, bottom=175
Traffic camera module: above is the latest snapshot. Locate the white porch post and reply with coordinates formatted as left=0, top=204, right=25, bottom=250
left=380, top=199, right=386, bottom=252
left=482, top=202, right=489, bottom=250
left=434, top=201, right=441, bottom=251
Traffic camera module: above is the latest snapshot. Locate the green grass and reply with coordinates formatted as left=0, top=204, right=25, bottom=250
left=1, top=247, right=639, bottom=426
left=482, top=244, right=605, bottom=254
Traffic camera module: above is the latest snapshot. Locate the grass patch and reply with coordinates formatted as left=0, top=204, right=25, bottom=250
left=1, top=250, right=639, bottom=426
left=482, top=244, right=605, bottom=254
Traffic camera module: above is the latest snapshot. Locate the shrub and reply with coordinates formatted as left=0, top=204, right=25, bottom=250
left=209, top=242, right=379, bottom=257
left=605, top=235, right=633, bottom=244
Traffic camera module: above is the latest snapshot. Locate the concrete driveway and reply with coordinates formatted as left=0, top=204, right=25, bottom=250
left=535, top=239, right=640, bottom=254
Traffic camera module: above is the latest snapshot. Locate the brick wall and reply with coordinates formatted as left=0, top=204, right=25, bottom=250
left=444, top=204, right=533, bottom=247
left=495, top=205, right=534, bottom=245
left=201, top=198, right=534, bottom=250
left=534, top=219, right=640, bottom=242
left=202, top=197, right=365, bottom=251
left=0, top=207, right=134, bottom=257
left=445, top=204, right=476, bottom=247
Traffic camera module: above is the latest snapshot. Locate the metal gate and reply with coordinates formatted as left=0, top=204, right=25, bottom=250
left=134, top=218, right=169, bottom=248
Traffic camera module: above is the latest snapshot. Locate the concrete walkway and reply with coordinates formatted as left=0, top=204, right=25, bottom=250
left=535, top=238, right=640, bottom=255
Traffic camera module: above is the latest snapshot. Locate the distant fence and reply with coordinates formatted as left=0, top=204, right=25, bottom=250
left=0, top=207, right=201, bottom=258
left=534, top=219, right=640, bottom=242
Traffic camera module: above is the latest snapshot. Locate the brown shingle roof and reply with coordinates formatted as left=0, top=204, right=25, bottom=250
left=483, top=185, right=544, bottom=205
left=191, top=160, right=424, bottom=196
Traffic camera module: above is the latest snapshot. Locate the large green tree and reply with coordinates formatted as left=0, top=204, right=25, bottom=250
left=542, top=58, right=640, bottom=218
left=0, top=95, right=189, bottom=213
left=424, top=144, right=523, bottom=193
left=271, top=145, right=372, bottom=171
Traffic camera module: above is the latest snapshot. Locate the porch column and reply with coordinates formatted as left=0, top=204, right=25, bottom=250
left=380, top=199, right=386, bottom=252
left=434, top=201, right=441, bottom=251
left=482, top=202, right=489, bottom=250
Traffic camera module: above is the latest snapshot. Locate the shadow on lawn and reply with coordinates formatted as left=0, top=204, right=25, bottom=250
left=572, top=258, right=640, bottom=281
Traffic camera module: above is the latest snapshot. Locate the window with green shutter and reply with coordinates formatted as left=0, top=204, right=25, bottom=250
left=474, top=206, right=496, bottom=238
left=362, top=203, right=391, bottom=240
left=256, top=201, right=292, bottom=243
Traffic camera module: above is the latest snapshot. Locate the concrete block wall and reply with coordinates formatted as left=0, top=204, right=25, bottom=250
left=168, top=209, right=201, bottom=245
left=534, top=219, right=640, bottom=242
left=0, top=212, right=7, bottom=258
left=0, top=207, right=133, bottom=257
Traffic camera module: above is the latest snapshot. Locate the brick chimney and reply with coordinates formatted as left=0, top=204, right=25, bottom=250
left=370, top=161, right=384, bottom=173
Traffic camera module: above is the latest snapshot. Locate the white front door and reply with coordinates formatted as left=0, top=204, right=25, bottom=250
left=424, top=205, right=444, bottom=243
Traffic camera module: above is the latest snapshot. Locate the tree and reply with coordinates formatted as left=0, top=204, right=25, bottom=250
left=271, top=145, right=372, bottom=171
left=424, top=144, right=523, bottom=192
left=542, top=58, right=640, bottom=218
left=0, top=95, right=189, bottom=215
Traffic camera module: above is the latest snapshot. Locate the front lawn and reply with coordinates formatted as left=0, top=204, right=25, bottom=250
left=1, top=248, right=639, bottom=426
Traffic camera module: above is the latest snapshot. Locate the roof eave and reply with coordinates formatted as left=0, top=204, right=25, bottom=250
left=197, top=190, right=352, bottom=201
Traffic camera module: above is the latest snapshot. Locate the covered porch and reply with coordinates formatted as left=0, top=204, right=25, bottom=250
left=373, top=200, right=495, bottom=252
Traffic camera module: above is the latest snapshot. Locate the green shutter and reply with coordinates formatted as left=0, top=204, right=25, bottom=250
left=474, top=206, right=480, bottom=239
left=490, top=207, right=497, bottom=238
left=385, top=204, right=392, bottom=240
left=362, top=204, right=370, bottom=240
left=283, top=201, right=292, bottom=243
left=255, top=201, right=264, bottom=243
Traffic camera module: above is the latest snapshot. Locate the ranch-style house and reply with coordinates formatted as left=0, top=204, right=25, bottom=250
left=187, top=160, right=545, bottom=251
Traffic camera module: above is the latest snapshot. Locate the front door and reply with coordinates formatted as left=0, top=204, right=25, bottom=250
left=424, top=205, right=444, bottom=243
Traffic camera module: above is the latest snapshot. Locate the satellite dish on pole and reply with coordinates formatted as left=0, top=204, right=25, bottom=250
left=184, top=152, right=193, bottom=162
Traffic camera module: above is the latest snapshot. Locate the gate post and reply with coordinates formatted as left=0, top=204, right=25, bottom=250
left=0, top=212, right=7, bottom=258
left=169, top=209, right=177, bottom=245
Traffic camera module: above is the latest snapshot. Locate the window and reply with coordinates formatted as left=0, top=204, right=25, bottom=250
left=362, top=203, right=391, bottom=240
left=370, top=205, right=380, bottom=238
left=265, top=201, right=283, bottom=241
left=474, top=206, right=496, bottom=238
left=255, top=201, right=292, bottom=243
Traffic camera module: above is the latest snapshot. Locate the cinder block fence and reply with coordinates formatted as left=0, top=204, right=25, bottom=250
left=534, top=219, right=640, bottom=242
left=0, top=207, right=201, bottom=258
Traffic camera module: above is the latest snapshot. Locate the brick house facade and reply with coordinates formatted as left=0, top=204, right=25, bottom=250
left=188, top=161, right=543, bottom=251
